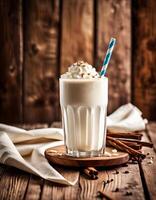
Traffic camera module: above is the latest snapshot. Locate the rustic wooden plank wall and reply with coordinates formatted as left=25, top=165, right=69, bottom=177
left=132, top=0, right=156, bottom=120
left=0, top=0, right=155, bottom=123
left=0, top=0, right=23, bottom=123
left=23, top=0, right=60, bottom=123
left=61, top=0, right=94, bottom=73
left=97, top=0, right=131, bottom=113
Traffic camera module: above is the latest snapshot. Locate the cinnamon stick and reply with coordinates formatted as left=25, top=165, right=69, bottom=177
left=107, top=132, right=143, bottom=140
left=119, top=141, right=141, bottom=150
left=83, top=167, right=98, bottom=179
left=87, top=167, right=98, bottom=175
left=117, top=138, right=153, bottom=148
left=106, top=136, right=146, bottom=160
left=107, top=140, right=142, bottom=150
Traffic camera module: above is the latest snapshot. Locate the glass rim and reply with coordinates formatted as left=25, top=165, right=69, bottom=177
left=59, top=77, right=108, bottom=81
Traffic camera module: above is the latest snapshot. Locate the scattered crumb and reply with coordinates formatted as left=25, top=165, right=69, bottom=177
left=103, top=179, right=114, bottom=186
left=107, top=179, right=113, bottom=183
left=104, top=151, right=112, bottom=157
left=125, top=191, right=132, bottom=196
left=129, top=160, right=138, bottom=164
left=123, top=171, right=129, bottom=174
left=147, top=160, right=153, bottom=164
left=113, top=188, right=119, bottom=192
left=112, top=149, right=118, bottom=153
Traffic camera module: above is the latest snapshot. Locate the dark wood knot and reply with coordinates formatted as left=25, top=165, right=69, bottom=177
left=146, top=38, right=156, bottom=51
left=31, top=43, right=39, bottom=55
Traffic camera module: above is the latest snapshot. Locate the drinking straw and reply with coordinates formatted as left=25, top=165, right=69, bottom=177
left=100, top=38, right=116, bottom=76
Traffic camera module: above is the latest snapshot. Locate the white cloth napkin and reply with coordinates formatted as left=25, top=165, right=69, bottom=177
left=107, top=103, right=147, bottom=133
left=0, top=103, right=147, bottom=185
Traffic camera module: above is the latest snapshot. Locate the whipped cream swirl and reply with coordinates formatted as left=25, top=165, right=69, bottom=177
left=61, top=61, right=100, bottom=79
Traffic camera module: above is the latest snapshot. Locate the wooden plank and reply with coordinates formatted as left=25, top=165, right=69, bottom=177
left=147, top=122, right=156, bottom=151
left=0, top=166, right=29, bottom=200
left=41, top=181, right=79, bottom=200
left=97, top=0, right=131, bottom=114
left=132, top=0, right=156, bottom=120
left=41, top=167, right=79, bottom=200
left=60, top=0, right=94, bottom=74
left=23, top=175, right=44, bottom=200
left=0, top=0, right=23, bottom=123
left=23, top=0, right=60, bottom=123
left=25, top=162, right=79, bottom=200
left=139, top=123, right=156, bottom=200
left=79, top=164, right=144, bottom=199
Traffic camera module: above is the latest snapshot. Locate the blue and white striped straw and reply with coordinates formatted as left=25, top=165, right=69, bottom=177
left=100, top=38, right=116, bottom=76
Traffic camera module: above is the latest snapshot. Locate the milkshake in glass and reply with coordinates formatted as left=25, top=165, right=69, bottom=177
left=59, top=61, right=108, bottom=157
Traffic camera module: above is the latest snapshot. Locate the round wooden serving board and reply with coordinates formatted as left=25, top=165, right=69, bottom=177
left=45, top=145, right=129, bottom=167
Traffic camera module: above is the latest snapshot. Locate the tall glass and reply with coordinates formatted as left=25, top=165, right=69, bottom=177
left=59, top=78, right=108, bottom=157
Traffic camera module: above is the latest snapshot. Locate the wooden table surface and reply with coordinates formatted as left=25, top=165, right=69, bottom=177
left=0, top=122, right=156, bottom=200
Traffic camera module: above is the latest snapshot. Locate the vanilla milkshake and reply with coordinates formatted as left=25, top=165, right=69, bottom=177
left=60, top=61, right=108, bottom=157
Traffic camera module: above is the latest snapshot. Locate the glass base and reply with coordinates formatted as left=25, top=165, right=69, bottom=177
left=66, top=149, right=105, bottom=157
